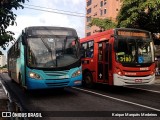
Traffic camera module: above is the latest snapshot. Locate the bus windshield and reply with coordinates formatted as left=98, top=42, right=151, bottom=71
left=27, top=36, right=80, bottom=68
left=115, top=38, right=154, bottom=64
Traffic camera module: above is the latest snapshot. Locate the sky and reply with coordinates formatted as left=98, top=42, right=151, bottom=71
left=1, top=0, right=86, bottom=56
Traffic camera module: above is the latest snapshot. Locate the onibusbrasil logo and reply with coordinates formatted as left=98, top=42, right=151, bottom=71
left=2, top=112, right=42, bottom=118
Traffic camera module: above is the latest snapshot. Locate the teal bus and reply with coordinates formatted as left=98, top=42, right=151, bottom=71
left=7, top=26, right=82, bottom=90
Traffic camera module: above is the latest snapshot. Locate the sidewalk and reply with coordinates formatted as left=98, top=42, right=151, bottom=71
left=155, top=76, right=160, bottom=84
left=0, top=80, right=8, bottom=119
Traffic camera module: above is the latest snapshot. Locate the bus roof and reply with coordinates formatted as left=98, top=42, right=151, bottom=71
left=24, top=26, right=76, bottom=31
left=80, top=28, right=151, bottom=43
left=80, top=29, right=113, bottom=43
left=23, top=26, right=78, bottom=37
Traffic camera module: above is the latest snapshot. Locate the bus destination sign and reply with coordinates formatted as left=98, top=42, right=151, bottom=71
left=31, top=30, right=73, bottom=36
left=117, top=30, right=149, bottom=38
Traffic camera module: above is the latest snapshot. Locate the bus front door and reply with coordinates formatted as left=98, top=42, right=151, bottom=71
left=97, top=41, right=109, bottom=84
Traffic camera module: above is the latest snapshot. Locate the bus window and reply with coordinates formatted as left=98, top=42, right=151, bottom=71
left=137, top=41, right=153, bottom=63
left=116, top=38, right=154, bottom=64
left=105, top=42, right=109, bottom=62
left=98, top=43, right=103, bottom=61
left=81, top=41, right=94, bottom=58
left=116, top=39, right=136, bottom=63
left=87, top=41, right=94, bottom=58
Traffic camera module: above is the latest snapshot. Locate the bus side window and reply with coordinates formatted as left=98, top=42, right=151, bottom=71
left=81, top=43, right=87, bottom=58
left=87, top=41, right=94, bottom=58
left=98, top=43, right=103, bottom=61
left=80, top=46, right=85, bottom=58
left=81, top=41, right=94, bottom=58
left=86, top=46, right=93, bottom=58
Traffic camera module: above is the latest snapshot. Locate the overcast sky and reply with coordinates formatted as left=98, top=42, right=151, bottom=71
left=1, top=0, right=86, bottom=55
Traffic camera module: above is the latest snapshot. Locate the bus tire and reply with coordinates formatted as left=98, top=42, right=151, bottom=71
left=19, top=74, right=27, bottom=92
left=83, top=72, right=94, bottom=88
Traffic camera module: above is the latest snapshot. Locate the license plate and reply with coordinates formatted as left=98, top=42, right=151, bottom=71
left=135, top=79, right=142, bottom=83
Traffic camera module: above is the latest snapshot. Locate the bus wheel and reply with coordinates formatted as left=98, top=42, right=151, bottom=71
left=83, top=72, right=94, bottom=88
left=19, top=74, right=27, bottom=92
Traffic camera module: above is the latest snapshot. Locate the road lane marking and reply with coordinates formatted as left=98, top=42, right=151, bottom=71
left=0, top=79, right=12, bottom=102
left=0, top=80, right=8, bottom=96
left=73, top=87, right=160, bottom=111
left=124, top=86, right=160, bottom=94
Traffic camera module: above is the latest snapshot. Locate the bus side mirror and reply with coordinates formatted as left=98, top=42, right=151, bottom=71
left=22, top=30, right=27, bottom=45
left=114, top=40, right=118, bottom=52
left=80, top=47, right=85, bottom=58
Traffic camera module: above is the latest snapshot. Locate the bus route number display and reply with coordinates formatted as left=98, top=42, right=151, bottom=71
left=117, top=30, right=149, bottom=38
left=117, top=53, right=133, bottom=62
left=119, top=55, right=132, bottom=62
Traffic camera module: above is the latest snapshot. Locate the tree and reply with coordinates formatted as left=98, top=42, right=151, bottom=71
left=0, top=0, right=28, bottom=50
left=117, top=0, right=160, bottom=33
left=89, top=18, right=117, bottom=31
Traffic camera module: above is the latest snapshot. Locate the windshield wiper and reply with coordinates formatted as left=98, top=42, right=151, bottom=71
left=40, top=37, right=57, bottom=67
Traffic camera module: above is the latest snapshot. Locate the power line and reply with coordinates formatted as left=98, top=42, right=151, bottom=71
left=23, top=6, right=112, bottom=19
left=24, top=6, right=86, bottom=17
left=24, top=4, right=85, bottom=15
left=23, top=4, right=115, bottom=20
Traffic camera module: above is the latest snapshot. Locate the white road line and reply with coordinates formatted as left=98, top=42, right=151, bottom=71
left=124, top=86, right=160, bottom=94
left=0, top=79, right=12, bottom=102
left=0, top=80, right=8, bottom=96
left=73, top=87, right=160, bottom=111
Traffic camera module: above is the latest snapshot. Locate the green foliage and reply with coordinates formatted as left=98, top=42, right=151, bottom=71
left=0, top=0, right=28, bottom=49
left=89, top=18, right=117, bottom=31
left=117, top=0, right=160, bottom=33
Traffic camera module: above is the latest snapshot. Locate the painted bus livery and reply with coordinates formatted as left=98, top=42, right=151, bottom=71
left=8, top=26, right=82, bottom=90
left=80, top=28, right=155, bottom=87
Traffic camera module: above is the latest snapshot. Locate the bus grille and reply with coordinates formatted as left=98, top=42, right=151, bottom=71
left=46, top=81, right=69, bottom=87
left=43, top=70, right=69, bottom=76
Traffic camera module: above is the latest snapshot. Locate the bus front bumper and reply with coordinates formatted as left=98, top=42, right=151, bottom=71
left=26, top=75, right=82, bottom=90
left=113, top=74, right=155, bottom=86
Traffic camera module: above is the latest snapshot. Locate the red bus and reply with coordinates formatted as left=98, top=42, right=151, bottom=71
left=80, top=28, right=155, bottom=87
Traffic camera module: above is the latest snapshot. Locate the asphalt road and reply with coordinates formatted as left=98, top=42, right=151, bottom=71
left=0, top=73, right=160, bottom=120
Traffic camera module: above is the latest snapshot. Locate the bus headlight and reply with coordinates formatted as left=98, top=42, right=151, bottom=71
left=29, top=72, right=41, bottom=79
left=72, top=70, right=81, bottom=78
left=115, top=67, right=123, bottom=76
left=151, top=71, right=154, bottom=75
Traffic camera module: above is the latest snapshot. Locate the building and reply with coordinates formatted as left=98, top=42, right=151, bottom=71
left=0, top=55, right=6, bottom=68
left=85, top=0, right=122, bottom=36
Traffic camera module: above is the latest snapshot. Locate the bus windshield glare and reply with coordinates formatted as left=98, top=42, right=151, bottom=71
left=27, top=36, right=80, bottom=68
left=115, top=38, right=154, bottom=64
